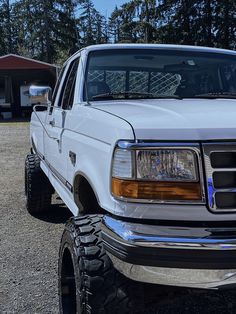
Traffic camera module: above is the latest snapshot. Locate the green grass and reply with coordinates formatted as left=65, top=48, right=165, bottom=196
left=0, top=122, right=29, bottom=126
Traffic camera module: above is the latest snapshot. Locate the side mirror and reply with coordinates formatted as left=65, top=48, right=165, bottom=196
left=29, top=85, right=52, bottom=106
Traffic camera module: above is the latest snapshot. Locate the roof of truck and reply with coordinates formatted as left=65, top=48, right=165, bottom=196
left=81, top=43, right=236, bottom=55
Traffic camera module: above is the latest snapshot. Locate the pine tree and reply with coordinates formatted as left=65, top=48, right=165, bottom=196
left=1, top=0, right=235, bottom=64
left=215, top=0, right=236, bottom=49
left=0, top=0, right=14, bottom=55
left=140, top=0, right=157, bottom=43
left=109, top=6, right=122, bottom=43
left=78, top=0, right=107, bottom=46
left=11, top=0, right=80, bottom=63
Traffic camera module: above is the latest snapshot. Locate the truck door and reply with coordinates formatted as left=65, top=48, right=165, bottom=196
left=44, top=57, right=79, bottom=186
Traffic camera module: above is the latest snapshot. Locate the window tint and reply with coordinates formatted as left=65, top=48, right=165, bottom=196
left=51, top=66, right=66, bottom=106
left=61, top=58, right=79, bottom=110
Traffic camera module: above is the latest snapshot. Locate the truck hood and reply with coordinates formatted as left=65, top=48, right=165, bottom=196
left=92, top=99, right=236, bottom=141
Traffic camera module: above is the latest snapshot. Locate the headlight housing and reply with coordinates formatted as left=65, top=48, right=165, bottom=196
left=111, top=143, right=203, bottom=202
left=136, top=149, right=197, bottom=181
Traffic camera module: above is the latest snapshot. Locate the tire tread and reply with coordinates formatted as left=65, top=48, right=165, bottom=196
left=61, top=215, right=144, bottom=314
left=25, top=153, right=53, bottom=214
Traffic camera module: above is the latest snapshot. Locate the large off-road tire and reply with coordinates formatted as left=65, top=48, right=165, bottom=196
left=25, top=153, right=53, bottom=214
left=58, top=215, right=144, bottom=314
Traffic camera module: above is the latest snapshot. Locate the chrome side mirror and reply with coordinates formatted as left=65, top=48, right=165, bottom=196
left=29, top=85, right=52, bottom=106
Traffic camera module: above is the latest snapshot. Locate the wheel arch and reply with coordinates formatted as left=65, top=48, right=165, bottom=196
left=73, top=171, right=104, bottom=214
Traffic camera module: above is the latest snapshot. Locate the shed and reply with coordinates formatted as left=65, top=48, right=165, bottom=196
left=0, top=54, right=58, bottom=118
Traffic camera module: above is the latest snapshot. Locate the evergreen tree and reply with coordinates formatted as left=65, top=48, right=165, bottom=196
left=109, top=6, right=123, bottom=43
left=78, top=0, right=107, bottom=46
left=215, top=0, right=236, bottom=49
left=0, top=0, right=235, bottom=64
left=139, top=0, right=157, bottom=43
left=11, top=0, right=79, bottom=63
left=0, top=0, right=14, bottom=54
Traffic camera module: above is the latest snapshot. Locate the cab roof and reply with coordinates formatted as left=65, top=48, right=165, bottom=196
left=82, top=43, right=236, bottom=56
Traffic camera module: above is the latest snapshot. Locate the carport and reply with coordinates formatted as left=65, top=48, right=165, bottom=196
left=0, top=54, right=58, bottom=118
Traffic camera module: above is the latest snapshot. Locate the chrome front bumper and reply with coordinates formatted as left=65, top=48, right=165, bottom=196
left=101, top=216, right=236, bottom=289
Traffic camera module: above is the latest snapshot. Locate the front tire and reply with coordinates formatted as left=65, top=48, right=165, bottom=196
left=25, top=153, right=53, bottom=214
left=58, top=215, right=144, bottom=314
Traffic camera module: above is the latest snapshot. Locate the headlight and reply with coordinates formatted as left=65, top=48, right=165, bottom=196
left=137, top=149, right=197, bottom=181
left=111, top=145, right=202, bottom=202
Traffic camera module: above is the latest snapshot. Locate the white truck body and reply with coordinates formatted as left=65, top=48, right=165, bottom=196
left=30, top=44, right=236, bottom=289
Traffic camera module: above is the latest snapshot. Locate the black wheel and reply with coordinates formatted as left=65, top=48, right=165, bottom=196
left=25, top=153, right=53, bottom=214
left=58, top=215, right=144, bottom=314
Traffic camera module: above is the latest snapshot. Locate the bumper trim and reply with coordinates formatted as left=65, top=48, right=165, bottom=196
left=102, top=216, right=236, bottom=250
left=108, top=253, right=236, bottom=289
left=101, top=216, right=236, bottom=286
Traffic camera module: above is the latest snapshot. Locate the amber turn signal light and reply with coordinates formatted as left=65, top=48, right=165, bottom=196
left=112, top=178, right=202, bottom=201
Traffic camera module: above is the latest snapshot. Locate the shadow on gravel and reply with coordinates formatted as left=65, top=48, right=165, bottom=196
left=32, top=204, right=72, bottom=224
left=144, top=287, right=236, bottom=314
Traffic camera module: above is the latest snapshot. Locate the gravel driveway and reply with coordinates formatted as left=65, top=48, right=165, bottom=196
left=0, top=122, right=236, bottom=314
left=0, top=122, right=70, bottom=313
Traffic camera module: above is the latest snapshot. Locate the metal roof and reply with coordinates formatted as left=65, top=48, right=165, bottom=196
left=0, top=54, right=57, bottom=70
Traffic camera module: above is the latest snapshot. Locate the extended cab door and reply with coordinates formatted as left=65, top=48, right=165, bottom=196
left=44, top=57, right=80, bottom=184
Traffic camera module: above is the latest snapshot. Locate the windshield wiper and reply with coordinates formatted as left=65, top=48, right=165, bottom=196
left=92, top=91, right=182, bottom=100
left=194, top=92, right=236, bottom=99
left=93, top=91, right=156, bottom=100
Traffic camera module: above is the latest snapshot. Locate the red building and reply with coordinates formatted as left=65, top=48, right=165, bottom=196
left=0, top=54, right=58, bottom=118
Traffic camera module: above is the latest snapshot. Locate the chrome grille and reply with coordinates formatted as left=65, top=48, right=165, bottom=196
left=203, top=143, right=236, bottom=212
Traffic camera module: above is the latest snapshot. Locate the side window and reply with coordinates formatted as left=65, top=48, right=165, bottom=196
left=60, top=58, right=79, bottom=110
left=51, top=65, right=66, bottom=106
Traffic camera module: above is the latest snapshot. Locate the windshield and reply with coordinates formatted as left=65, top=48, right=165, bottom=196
left=84, top=48, right=236, bottom=101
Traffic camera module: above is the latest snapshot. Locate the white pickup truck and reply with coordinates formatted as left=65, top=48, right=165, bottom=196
left=26, top=44, right=236, bottom=313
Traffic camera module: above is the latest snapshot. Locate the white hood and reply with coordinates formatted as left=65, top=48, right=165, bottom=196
left=93, top=98, right=236, bottom=141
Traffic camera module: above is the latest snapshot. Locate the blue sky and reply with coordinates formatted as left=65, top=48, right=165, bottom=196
left=92, top=0, right=127, bottom=17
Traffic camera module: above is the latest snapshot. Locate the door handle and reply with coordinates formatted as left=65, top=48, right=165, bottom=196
left=49, top=118, right=55, bottom=127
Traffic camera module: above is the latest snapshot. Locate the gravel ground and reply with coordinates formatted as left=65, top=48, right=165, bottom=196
left=0, top=122, right=70, bottom=313
left=1, top=122, right=236, bottom=314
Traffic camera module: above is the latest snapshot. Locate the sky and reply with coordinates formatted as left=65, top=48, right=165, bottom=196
left=92, top=0, right=127, bottom=17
